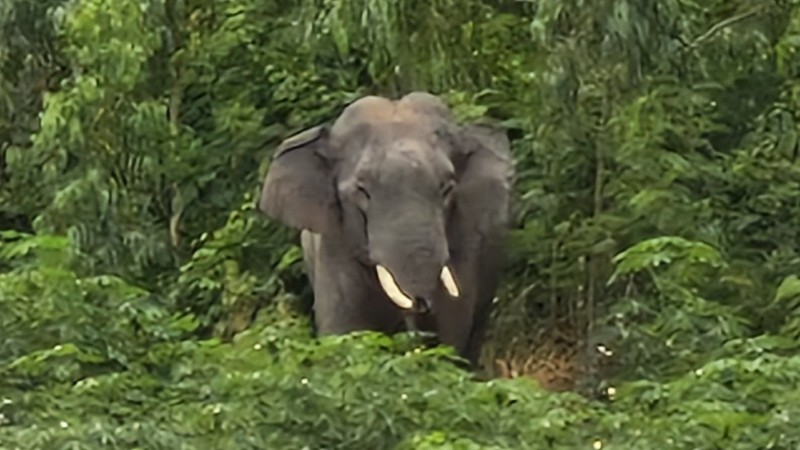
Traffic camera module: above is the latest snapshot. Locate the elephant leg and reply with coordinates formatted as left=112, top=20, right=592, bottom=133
left=311, top=235, right=406, bottom=335
left=434, top=291, right=495, bottom=369
left=436, top=232, right=504, bottom=368
left=463, top=295, right=495, bottom=368
left=432, top=293, right=476, bottom=361
left=463, top=238, right=505, bottom=368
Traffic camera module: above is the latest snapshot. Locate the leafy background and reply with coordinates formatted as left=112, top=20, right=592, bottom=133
left=2, top=0, right=800, bottom=448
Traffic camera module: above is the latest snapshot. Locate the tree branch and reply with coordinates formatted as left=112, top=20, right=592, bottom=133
left=686, top=7, right=766, bottom=49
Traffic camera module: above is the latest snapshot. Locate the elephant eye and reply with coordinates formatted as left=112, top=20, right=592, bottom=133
left=441, top=181, right=455, bottom=199
left=354, top=184, right=371, bottom=210
left=356, top=184, right=371, bottom=200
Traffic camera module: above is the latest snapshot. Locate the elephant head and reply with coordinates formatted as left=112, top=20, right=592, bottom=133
left=259, top=92, right=512, bottom=314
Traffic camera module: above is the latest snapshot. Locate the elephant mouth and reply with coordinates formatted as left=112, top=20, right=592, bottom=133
left=375, top=264, right=460, bottom=310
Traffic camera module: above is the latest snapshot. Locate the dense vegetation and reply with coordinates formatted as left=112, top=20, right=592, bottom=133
left=3, top=0, right=800, bottom=448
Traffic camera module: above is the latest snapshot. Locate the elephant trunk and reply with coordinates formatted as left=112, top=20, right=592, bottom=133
left=367, top=206, right=460, bottom=310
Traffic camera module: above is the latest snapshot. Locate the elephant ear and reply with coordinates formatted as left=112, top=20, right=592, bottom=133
left=258, top=125, right=340, bottom=233
left=452, top=123, right=514, bottom=234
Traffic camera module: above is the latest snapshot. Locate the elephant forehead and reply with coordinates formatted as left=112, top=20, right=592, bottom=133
left=332, top=96, right=444, bottom=136
left=361, top=139, right=453, bottom=186
left=386, top=138, right=438, bottom=162
left=339, top=96, right=396, bottom=121
left=333, top=97, right=396, bottom=135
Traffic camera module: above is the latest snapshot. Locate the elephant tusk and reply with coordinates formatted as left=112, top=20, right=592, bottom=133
left=440, top=266, right=460, bottom=298
left=376, top=265, right=414, bottom=309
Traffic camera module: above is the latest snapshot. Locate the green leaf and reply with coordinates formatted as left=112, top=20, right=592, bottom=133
left=775, top=275, right=800, bottom=302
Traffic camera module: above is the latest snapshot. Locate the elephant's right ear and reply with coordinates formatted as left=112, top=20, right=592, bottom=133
left=258, top=125, right=339, bottom=233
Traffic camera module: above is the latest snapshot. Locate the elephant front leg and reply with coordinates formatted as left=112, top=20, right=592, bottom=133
left=432, top=295, right=476, bottom=362
left=311, top=237, right=406, bottom=336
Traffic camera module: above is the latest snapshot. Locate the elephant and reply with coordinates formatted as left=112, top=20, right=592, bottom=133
left=257, top=91, right=514, bottom=367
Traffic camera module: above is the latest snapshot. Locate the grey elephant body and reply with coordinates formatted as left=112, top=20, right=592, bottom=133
left=259, top=92, right=513, bottom=366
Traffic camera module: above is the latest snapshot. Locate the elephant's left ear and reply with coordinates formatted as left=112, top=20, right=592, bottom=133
left=453, top=124, right=515, bottom=233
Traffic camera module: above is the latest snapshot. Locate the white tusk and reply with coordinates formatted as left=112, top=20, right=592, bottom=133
left=440, top=266, right=460, bottom=298
left=376, top=265, right=414, bottom=309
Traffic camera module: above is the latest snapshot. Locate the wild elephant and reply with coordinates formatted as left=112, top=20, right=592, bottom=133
left=258, top=92, right=514, bottom=367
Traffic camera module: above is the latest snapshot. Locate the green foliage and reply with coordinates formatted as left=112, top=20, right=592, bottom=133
left=1, top=237, right=800, bottom=448
left=3, top=0, right=800, bottom=447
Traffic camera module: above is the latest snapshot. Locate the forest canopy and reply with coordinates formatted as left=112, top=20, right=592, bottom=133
left=2, top=0, right=800, bottom=448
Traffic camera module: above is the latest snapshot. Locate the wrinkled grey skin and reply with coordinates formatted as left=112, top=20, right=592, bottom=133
left=258, top=92, right=513, bottom=366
